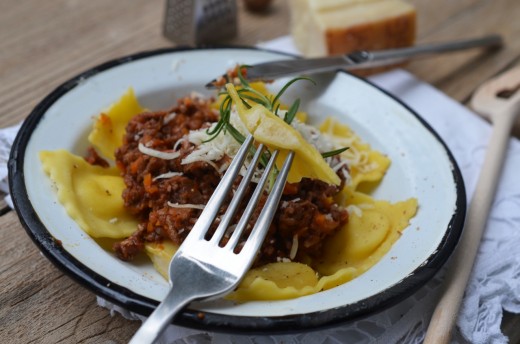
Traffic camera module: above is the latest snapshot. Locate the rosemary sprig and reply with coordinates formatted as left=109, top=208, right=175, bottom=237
left=209, top=65, right=314, bottom=143
left=236, top=65, right=252, bottom=88
left=321, top=147, right=349, bottom=158
left=236, top=67, right=271, bottom=107
left=204, top=95, right=232, bottom=142
left=210, top=65, right=345, bottom=173
left=237, top=90, right=269, bottom=107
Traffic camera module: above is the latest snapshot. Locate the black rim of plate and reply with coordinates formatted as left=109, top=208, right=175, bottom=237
left=8, top=46, right=466, bottom=334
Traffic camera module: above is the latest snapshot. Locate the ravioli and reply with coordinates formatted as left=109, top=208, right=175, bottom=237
left=144, top=241, right=179, bottom=278
left=88, top=88, right=145, bottom=160
left=40, top=86, right=418, bottom=302
left=319, top=117, right=391, bottom=189
left=40, top=150, right=138, bottom=238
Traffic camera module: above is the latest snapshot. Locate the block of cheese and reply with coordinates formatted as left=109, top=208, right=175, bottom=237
left=289, top=0, right=416, bottom=60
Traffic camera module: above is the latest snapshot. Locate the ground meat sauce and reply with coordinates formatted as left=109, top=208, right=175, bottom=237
left=84, top=146, right=110, bottom=168
left=110, top=94, right=349, bottom=266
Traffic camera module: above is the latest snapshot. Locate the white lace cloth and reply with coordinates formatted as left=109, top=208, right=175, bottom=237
left=0, top=122, right=20, bottom=209
left=1, top=37, right=519, bottom=343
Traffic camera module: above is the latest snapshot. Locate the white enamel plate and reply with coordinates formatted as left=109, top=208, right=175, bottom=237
left=9, top=48, right=465, bottom=333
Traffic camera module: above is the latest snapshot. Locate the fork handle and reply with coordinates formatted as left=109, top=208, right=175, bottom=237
left=129, top=288, right=190, bottom=344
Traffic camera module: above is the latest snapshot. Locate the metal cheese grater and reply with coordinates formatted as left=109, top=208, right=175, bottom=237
left=163, top=0, right=237, bottom=46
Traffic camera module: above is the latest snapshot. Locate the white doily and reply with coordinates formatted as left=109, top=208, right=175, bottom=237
left=0, top=122, right=21, bottom=208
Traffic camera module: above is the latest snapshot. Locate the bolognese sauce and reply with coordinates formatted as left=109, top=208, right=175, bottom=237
left=108, top=93, right=349, bottom=266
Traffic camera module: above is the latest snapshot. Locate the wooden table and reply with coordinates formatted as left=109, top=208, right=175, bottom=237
left=1, top=1, right=519, bottom=342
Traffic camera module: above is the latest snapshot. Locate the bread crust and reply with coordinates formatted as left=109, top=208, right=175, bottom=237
left=290, top=0, right=417, bottom=75
left=325, top=12, right=416, bottom=55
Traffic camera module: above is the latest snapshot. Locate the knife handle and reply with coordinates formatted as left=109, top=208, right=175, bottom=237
left=349, top=34, right=503, bottom=67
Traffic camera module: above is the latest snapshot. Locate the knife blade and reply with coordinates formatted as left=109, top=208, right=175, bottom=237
left=206, top=34, right=502, bottom=88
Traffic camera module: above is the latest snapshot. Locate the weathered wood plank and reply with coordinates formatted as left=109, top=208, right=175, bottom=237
left=0, top=1, right=169, bottom=129
left=0, top=211, right=139, bottom=344
left=0, top=0, right=292, bottom=129
left=0, top=192, right=8, bottom=215
left=408, top=0, right=520, bottom=103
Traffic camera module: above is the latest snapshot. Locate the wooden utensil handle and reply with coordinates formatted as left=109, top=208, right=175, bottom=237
left=424, top=109, right=517, bottom=343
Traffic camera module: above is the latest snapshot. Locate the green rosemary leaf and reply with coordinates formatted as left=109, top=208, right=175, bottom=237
left=226, top=125, right=272, bottom=170
left=259, top=147, right=271, bottom=169
left=284, top=98, right=300, bottom=124
left=237, top=87, right=271, bottom=108
left=206, top=117, right=224, bottom=136
left=225, top=123, right=246, bottom=144
left=271, top=77, right=315, bottom=110
left=241, top=98, right=252, bottom=109
left=274, top=103, right=281, bottom=117
left=207, top=96, right=231, bottom=135
left=203, top=119, right=227, bottom=142
left=203, top=132, right=218, bottom=143
left=237, top=65, right=251, bottom=88
left=321, top=147, right=349, bottom=158
left=237, top=92, right=269, bottom=107
left=267, top=164, right=279, bottom=192
left=206, top=120, right=224, bottom=135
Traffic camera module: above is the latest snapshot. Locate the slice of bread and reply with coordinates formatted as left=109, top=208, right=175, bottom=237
left=289, top=0, right=417, bottom=68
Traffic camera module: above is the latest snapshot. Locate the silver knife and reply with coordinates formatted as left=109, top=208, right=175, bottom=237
left=206, top=34, right=502, bottom=87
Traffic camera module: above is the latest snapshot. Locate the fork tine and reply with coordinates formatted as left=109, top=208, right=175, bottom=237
left=241, top=150, right=295, bottom=256
left=224, top=148, right=279, bottom=250
left=225, top=149, right=293, bottom=251
left=185, top=134, right=254, bottom=242
left=209, top=143, right=266, bottom=244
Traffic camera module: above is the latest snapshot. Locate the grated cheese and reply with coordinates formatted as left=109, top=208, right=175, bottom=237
left=291, top=118, right=353, bottom=182
left=289, top=234, right=299, bottom=260
left=322, top=128, right=379, bottom=175
left=346, top=204, right=363, bottom=217
left=138, top=142, right=180, bottom=160
left=167, top=202, right=205, bottom=210
left=180, top=109, right=265, bottom=181
left=292, top=118, right=335, bottom=154
left=173, top=136, right=187, bottom=151
left=182, top=121, right=241, bottom=165
left=276, top=257, right=292, bottom=263
left=346, top=203, right=375, bottom=218
left=153, top=172, right=183, bottom=181
left=163, top=112, right=177, bottom=124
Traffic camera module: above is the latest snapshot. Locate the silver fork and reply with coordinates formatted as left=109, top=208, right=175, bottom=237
left=129, top=134, right=294, bottom=343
